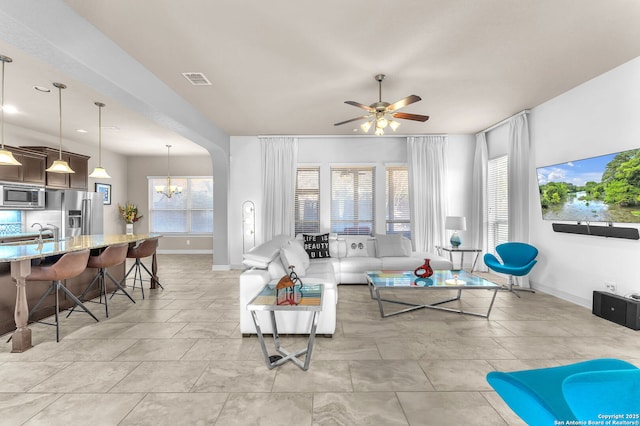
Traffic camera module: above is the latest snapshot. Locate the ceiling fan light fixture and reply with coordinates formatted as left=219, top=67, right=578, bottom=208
left=360, top=121, right=372, bottom=133
left=389, top=120, right=401, bottom=131
left=374, top=127, right=384, bottom=136
left=376, top=116, right=388, bottom=129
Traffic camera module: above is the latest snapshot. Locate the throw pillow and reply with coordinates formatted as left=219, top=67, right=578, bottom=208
left=375, top=233, right=410, bottom=257
left=344, top=236, right=371, bottom=257
left=303, top=233, right=331, bottom=259
left=280, top=246, right=307, bottom=277
left=285, top=240, right=310, bottom=269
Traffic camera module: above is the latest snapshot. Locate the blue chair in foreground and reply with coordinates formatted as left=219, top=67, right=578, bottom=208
left=486, top=358, right=640, bottom=425
left=483, top=242, right=537, bottom=297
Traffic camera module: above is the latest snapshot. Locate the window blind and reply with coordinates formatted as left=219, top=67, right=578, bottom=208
left=385, top=166, right=410, bottom=238
left=148, top=177, right=213, bottom=234
left=331, top=166, right=375, bottom=235
left=487, top=156, right=509, bottom=255
left=294, top=167, right=320, bottom=234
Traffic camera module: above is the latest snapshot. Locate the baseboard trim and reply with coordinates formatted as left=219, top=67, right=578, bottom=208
left=531, top=281, right=591, bottom=309
left=212, top=264, right=231, bottom=271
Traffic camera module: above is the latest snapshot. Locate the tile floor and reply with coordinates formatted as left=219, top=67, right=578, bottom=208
left=0, top=254, right=638, bottom=425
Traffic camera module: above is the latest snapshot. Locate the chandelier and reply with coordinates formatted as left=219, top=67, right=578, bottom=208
left=154, top=144, right=182, bottom=198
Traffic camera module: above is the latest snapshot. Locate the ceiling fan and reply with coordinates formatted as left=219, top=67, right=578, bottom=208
left=334, top=74, right=429, bottom=135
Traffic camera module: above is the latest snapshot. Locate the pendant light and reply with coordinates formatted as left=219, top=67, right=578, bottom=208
left=154, top=144, right=182, bottom=198
left=88, top=102, right=111, bottom=178
left=45, top=82, right=75, bottom=174
left=0, top=55, right=22, bottom=166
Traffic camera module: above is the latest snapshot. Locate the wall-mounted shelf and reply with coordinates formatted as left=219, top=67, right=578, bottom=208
left=552, top=223, right=639, bottom=240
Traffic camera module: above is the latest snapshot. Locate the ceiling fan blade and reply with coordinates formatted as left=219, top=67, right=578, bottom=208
left=345, top=101, right=374, bottom=112
left=386, top=95, right=422, bottom=112
left=392, top=112, right=430, bottom=122
left=334, top=115, right=371, bottom=126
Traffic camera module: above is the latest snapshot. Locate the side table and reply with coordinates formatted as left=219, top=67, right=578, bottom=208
left=247, top=283, right=324, bottom=371
left=436, top=246, right=482, bottom=272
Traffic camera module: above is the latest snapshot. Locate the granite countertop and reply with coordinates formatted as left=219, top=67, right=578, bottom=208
left=0, top=233, right=162, bottom=262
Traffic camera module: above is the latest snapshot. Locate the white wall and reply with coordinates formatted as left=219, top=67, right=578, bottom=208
left=228, top=134, right=475, bottom=268
left=528, top=56, right=640, bottom=307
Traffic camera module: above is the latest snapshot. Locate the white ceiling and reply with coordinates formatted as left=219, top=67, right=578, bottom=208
left=1, top=1, right=640, bottom=156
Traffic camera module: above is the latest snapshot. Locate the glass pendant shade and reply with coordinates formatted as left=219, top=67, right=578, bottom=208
left=46, top=82, right=74, bottom=174
left=374, top=126, right=384, bottom=136
left=89, top=102, right=111, bottom=178
left=46, top=159, right=75, bottom=173
left=360, top=121, right=372, bottom=133
left=389, top=120, right=401, bottom=131
left=89, top=166, right=111, bottom=179
left=0, top=55, right=21, bottom=166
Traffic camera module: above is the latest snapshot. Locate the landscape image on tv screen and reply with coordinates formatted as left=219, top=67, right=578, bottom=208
left=536, top=148, right=640, bottom=223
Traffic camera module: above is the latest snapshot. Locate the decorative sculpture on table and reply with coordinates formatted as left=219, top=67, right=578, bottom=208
left=276, top=265, right=303, bottom=305
left=414, top=258, right=434, bottom=278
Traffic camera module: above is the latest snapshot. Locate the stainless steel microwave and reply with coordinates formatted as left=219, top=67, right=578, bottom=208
left=0, top=183, right=45, bottom=209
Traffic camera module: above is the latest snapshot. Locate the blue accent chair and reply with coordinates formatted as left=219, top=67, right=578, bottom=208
left=486, top=358, right=640, bottom=425
left=483, top=242, right=538, bottom=297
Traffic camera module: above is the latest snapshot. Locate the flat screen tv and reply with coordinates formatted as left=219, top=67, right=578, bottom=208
left=536, top=148, right=640, bottom=223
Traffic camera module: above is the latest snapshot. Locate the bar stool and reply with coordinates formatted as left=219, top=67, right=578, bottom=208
left=27, top=249, right=97, bottom=342
left=68, top=243, right=135, bottom=318
left=119, top=238, right=163, bottom=300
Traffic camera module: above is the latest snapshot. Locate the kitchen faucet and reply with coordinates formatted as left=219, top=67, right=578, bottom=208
left=31, top=222, right=60, bottom=242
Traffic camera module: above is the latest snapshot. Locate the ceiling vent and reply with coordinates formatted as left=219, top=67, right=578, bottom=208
left=182, top=72, right=211, bottom=86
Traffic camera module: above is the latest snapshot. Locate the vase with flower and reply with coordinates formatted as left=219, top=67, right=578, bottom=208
left=118, top=202, right=143, bottom=235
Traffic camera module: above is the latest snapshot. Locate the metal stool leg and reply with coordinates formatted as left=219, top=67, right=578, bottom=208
left=106, top=271, right=135, bottom=304
left=67, top=271, right=105, bottom=317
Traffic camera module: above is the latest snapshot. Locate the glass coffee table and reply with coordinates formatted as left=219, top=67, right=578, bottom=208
left=366, top=270, right=499, bottom=318
left=246, top=283, right=323, bottom=371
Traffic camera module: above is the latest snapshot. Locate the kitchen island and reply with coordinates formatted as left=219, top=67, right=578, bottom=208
left=0, top=233, right=161, bottom=352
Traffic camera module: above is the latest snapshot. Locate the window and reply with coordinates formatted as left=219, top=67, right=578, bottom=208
left=487, top=156, right=508, bottom=254
left=148, top=177, right=213, bottom=234
left=294, top=167, right=320, bottom=234
left=386, top=166, right=410, bottom=237
left=331, top=166, right=375, bottom=235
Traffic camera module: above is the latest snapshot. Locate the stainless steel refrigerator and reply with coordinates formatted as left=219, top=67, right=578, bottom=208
left=26, top=189, right=104, bottom=239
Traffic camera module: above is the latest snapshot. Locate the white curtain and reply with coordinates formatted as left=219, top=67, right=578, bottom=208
left=407, top=135, right=448, bottom=253
left=260, top=137, right=298, bottom=241
left=508, top=114, right=532, bottom=288
left=471, top=132, right=489, bottom=272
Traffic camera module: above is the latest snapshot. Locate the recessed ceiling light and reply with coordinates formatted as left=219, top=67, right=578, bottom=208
left=33, top=85, right=51, bottom=93
left=76, top=129, right=88, bottom=133
left=2, top=105, right=18, bottom=114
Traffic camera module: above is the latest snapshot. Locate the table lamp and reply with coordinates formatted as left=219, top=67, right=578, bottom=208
left=445, top=216, right=466, bottom=247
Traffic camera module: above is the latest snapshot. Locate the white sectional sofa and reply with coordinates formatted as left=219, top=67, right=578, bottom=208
left=239, top=233, right=453, bottom=336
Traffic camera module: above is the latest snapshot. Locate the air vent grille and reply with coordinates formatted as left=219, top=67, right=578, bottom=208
left=182, top=72, right=211, bottom=86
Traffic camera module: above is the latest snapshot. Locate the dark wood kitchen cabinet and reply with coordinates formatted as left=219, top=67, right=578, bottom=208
left=21, top=146, right=89, bottom=190
left=0, top=145, right=46, bottom=185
